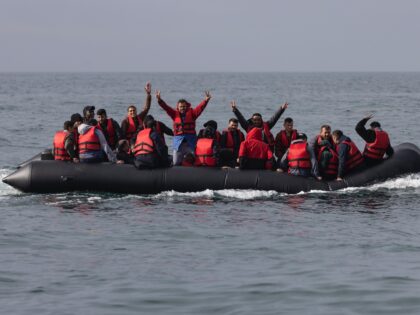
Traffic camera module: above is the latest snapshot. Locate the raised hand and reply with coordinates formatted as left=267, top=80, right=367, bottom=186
left=281, top=102, right=288, bottom=110
left=230, top=100, right=237, bottom=109
left=155, top=90, right=161, bottom=101
left=144, top=82, right=152, bottom=95
left=364, top=113, right=374, bottom=121
left=204, top=91, right=211, bottom=101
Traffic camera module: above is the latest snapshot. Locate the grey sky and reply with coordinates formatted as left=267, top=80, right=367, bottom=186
left=1, top=0, right=419, bottom=72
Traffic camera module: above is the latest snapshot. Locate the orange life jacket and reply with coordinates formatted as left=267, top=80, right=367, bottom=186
left=342, top=140, right=364, bottom=171
left=194, top=138, right=217, bottom=167
left=173, top=109, right=196, bottom=135
left=262, top=122, right=274, bottom=149
left=97, top=118, right=116, bottom=147
left=317, top=146, right=339, bottom=176
left=363, top=130, right=390, bottom=159
left=223, top=129, right=245, bottom=151
left=53, top=130, right=72, bottom=161
left=78, top=127, right=101, bottom=155
left=287, top=141, right=311, bottom=171
left=275, top=129, right=298, bottom=156
left=126, top=115, right=143, bottom=141
left=132, top=128, right=155, bottom=156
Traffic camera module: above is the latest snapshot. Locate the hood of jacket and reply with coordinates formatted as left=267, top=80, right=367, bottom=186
left=246, top=127, right=263, bottom=141
left=78, top=123, right=93, bottom=135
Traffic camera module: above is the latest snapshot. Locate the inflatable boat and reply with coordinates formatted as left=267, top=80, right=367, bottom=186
left=3, top=143, right=420, bottom=194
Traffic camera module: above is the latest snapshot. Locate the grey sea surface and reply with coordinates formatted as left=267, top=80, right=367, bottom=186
left=1, top=72, right=420, bottom=314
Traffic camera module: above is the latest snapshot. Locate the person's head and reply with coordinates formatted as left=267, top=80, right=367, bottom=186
left=117, top=140, right=129, bottom=153
left=83, top=105, right=95, bottom=120
left=127, top=105, right=137, bottom=118
left=283, top=117, right=294, bottom=133
left=96, top=109, right=107, bottom=124
left=144, top=117, right=156, bottom=129
left=203, top=120, right=217, bottom=130
left=251, top=113, right=263, bottom=127
left=297, top=133, right=307, bottom=141
left=63, top=120, right=74, bottom=132
left=228, top=118, right=239, bottom=131
left=177, top=99, right=188, bottom=114
left=332, top=130, right=343, bottom=144
left=320, top=124, right=331, bottom=140
left=370, top=121, right=381, bottom=129
left=70, top=113, right=83, bottom=128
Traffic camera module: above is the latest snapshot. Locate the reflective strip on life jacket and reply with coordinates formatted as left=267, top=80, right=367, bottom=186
left=173, top=109, right=196, bottom=135
left=78, top=127, right=101, bottom=154
left=132, top=128, right=155, bottom=156
left=342, top=140, right=364, bottom=170
left=195, top=138, right=216, bottom=166
left=53, top=130, right=72, bottom=161
left=363, top=130, right=390, bottom=159
left=287, top=141, right=311, bottom=170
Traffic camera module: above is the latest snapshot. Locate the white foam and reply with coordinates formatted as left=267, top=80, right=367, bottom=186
left=0, top=168, right=22, bottom=197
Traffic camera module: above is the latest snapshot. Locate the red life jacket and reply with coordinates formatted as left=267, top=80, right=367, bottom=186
left=132, top=128, right=155, bottom=157
left=53, top=130, right=72, bottom=161
left=223, top=129, right=245, bottom=151
left=173, top=109, right=196, bottom=135
left=363, top=130, right=390, bottom=160
left=342, top=140, right=364, bottom=171
left=262, top=123, right=274, bottom=149
left=78, top=127, right=101, bottom=155
left=195, top=138, right=217, bottom=167
left=275, top=129, right=298, bottom=156
left=317, top=146, right=339, bottom=176
left=126, top=115, right=143, bottom=141
left=287, top=141, right=311, bottom=171
left=315, top=135, right=334, bottom=155
left=97, top=119, right=116, bottom=148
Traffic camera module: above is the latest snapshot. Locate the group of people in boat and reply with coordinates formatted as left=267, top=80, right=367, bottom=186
left=53, top=82, right=393, bottom=181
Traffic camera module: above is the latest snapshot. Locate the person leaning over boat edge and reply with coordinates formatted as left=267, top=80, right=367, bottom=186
left=121, top=82, right=152, bottom=141
left=156, top=89, right=211, bottom=166
left=332, top=130, right=365, bottom=181
left=53, top=120, right=79, bottom=163
left=355, top=114, right=393, bottom=166
left=231, top=100, right=288, bottom=151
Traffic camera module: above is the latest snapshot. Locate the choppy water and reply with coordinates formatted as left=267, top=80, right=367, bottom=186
left=1, top=72, right=420, bottom=314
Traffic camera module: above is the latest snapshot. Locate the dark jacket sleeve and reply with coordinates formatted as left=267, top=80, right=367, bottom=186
left=266, top=107, right=286, bottom=129
left=112, top=119, right=123, bottom=143
left=121, top=118, right=128, bottom=139
left=64, top=133, right=76, bottom=159
left=220, top=131, right=228, bottom=149
left=337, top=142, right=349, bottom=178
left=160, top=122, right=174, bottom=136
left=138, top=94, right=151, bottom=121
left=386, top=143, right=394, bottom=158
left=151, top=131, right=168, bottom=160
left=232, top=107, right=250, bottom=131
left=355, top=118, right=376, bottom=143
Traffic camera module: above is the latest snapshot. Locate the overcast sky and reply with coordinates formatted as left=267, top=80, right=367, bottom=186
left=1, top=0, right=419, bottom=72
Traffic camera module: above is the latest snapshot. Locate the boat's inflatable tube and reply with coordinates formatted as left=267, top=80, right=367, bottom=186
left=3, top=143, right=420, bottom=194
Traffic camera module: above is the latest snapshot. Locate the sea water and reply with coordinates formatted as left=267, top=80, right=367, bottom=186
left=1, top=72, right=420, bottom=314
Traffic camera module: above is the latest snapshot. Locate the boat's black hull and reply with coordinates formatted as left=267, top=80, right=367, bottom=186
left=3, top=143, right=420, bottom=194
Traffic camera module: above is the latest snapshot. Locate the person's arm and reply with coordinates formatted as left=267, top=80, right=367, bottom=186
left=238, top=142, right=247, bottom=169
left=138, top=82, right=152, bottom=121
left=191, top=91, right=211, bottom=118
left=355, top=115, right=375, bottom=143
left=151, top=131, right=167, bottom=159
left=279, top=149, right=289, bottom=170
left=265, top=148, right=274, bottom=170
left=308, top=136, right=318, bottom=153
left=95, top=129, right=116, bottom=162
left=156, top=90, right=176, bottom=119
left=385, top=144, right=394, bottom=158
left=64, top=133, right=78, bottom=160
left=337, top=143, right=348, bottom=179
left=308, top=145, right=321, bottom=179
left=267, top=102, right=288, bottom=129
left=112, top=119, right=123, bottom=143
left=159, top=122, right=174, bottom=136
left=231, top=101, right=250, bottom=131
left=121, top=118, right=128, bottom=139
